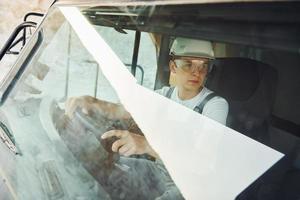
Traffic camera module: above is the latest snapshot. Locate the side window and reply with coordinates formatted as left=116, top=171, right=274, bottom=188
left=96, top=26, right=157, bottom=89
left=137, top=33, right=158, bottom=89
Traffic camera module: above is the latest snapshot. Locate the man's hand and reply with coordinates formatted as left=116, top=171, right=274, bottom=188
left=101, top=130, right=158, bottom=158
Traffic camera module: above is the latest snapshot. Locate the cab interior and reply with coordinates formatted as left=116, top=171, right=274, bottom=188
left=82, top=2, right=300, bottom=199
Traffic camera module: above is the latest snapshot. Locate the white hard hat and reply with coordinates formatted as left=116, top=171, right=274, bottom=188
left=170, top=37, right=215, bottom=59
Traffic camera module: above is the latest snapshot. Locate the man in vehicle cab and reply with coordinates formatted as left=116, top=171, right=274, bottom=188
left=157, top=37, right=228, bottom=124
left=66, top=37, right=228, bottom=159
left=65, top=37, right=229, bottom=199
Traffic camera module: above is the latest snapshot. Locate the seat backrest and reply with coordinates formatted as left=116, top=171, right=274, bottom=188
left=206, top=57, right=278, bottom=144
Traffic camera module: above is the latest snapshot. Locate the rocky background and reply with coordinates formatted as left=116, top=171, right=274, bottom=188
left=0, top=0, right=52, bottom=81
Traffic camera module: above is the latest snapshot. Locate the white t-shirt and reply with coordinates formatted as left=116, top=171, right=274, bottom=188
left=156, top=86, right=229, bottom=125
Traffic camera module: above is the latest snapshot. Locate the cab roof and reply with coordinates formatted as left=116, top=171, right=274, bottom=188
left=52, top=0, right=300, bottom=53
left=54, top=0, right=294, bottom=7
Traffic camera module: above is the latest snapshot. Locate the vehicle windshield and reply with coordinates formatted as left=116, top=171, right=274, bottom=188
left=0, top=2, right=299, bottom=200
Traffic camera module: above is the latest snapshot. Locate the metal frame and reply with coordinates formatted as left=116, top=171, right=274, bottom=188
left=23, top=12, right=44, bottom=46
left=0, top=31, right=44, bottom=105
left=131, top=31, right=141, bottom=76
left=0, top=22, right=37, bottom=61
left=0, top=12, right=44, bottom=60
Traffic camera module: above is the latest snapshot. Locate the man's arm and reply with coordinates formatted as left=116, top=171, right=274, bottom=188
left=202, top=96, right=229, bottom=125
left=65, top=96, right=159, bottom=158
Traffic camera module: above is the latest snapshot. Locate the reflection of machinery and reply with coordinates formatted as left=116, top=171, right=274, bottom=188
left=52, top=101, right=143, bottom=199
left=53, top=105, right=120, bottom=176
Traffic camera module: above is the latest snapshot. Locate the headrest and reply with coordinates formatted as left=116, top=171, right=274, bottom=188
left=208, top=58, right=273, bottom=101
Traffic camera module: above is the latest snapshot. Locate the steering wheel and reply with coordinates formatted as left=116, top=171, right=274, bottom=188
left=73, top=108, right=125, bottom=153
left=52, top=104, right=129, bottom=181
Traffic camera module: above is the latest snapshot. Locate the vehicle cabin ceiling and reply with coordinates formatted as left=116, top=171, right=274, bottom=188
left=79, top=2, right=300, bottom=53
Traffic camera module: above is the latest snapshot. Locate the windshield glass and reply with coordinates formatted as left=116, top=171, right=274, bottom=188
left=1, top=3, right=299, bottom=200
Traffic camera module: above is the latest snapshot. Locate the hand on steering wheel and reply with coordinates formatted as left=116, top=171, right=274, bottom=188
left=102, top=130, right=150, bottom=157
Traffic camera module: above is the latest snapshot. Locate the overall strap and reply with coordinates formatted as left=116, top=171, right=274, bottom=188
left=194, top=92, right=217, bottom=114
left=165, top=87, right=218, bottom=114
left=165, top=87, right=175, bottom=98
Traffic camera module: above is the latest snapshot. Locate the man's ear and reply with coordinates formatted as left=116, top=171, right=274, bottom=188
left=169, top=60, right=177, bottom=73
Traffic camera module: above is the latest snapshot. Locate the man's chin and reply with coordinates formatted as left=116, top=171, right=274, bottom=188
left=184, top=84, right=202, bottom=92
